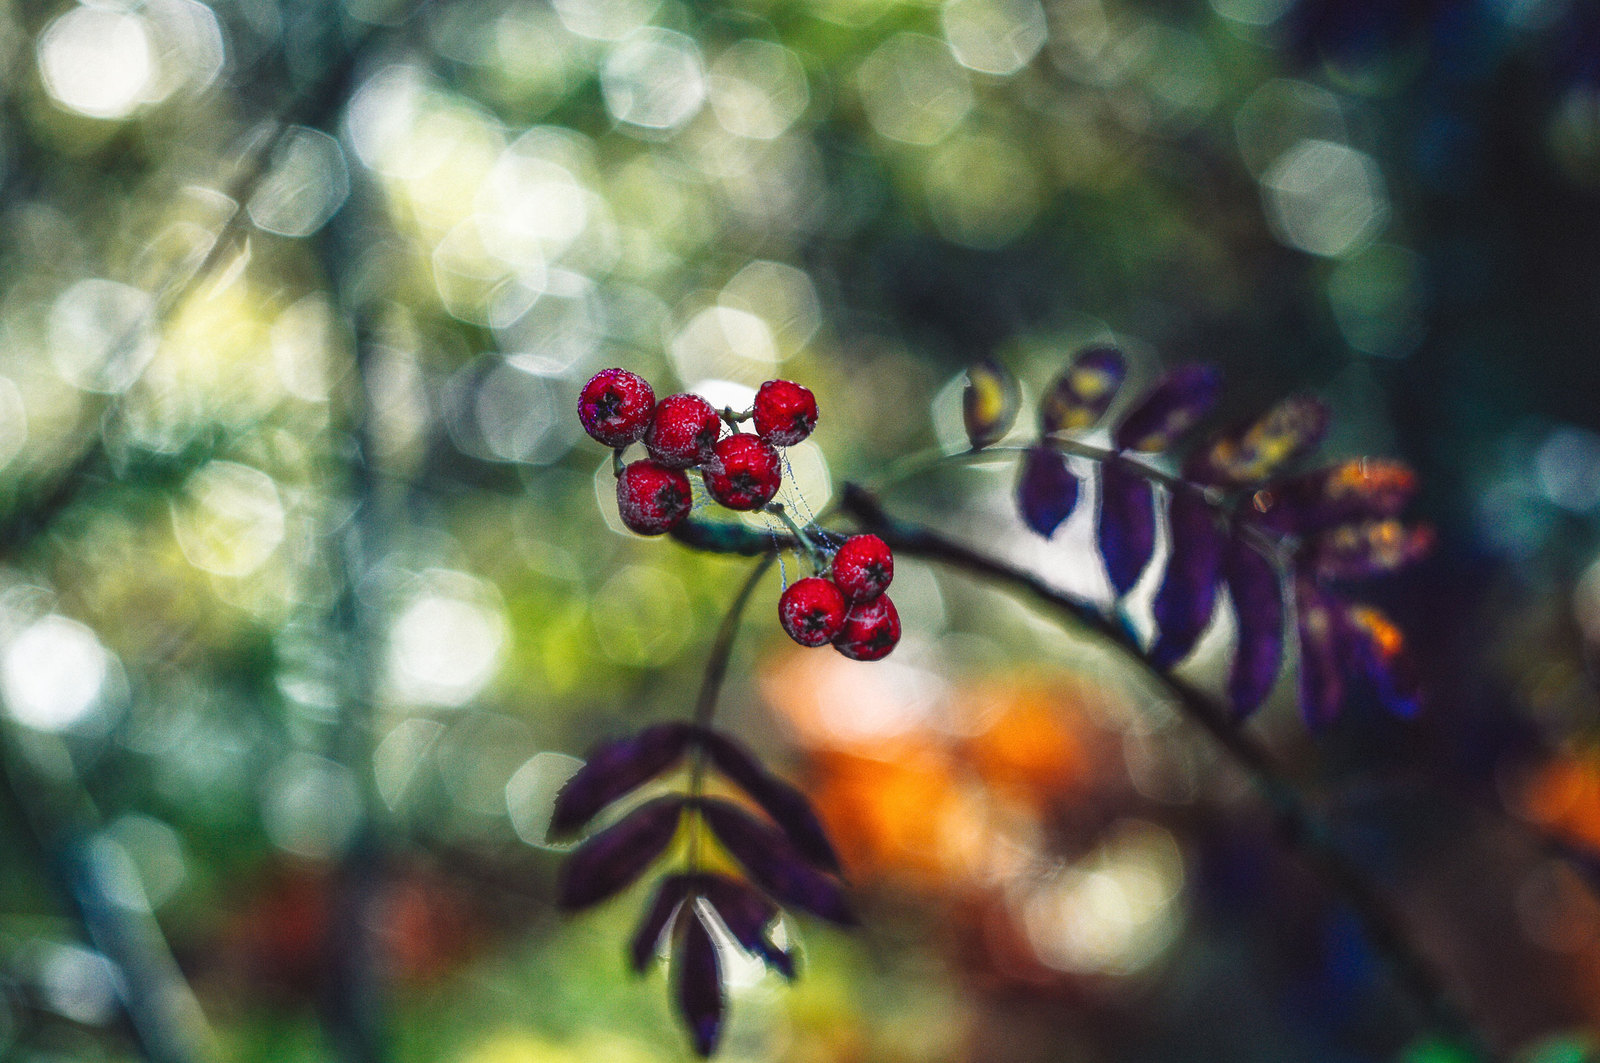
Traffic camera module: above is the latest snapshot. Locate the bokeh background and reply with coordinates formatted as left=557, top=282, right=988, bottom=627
left=4, top=0, right=1600, bottom=1060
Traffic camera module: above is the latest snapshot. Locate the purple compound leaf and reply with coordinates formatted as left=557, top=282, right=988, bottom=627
left=1017, top=446, right=1080, bottom=538
left=1225, top=537, right=1285, bottom=718
left=1112, top=364, right=1222, bottom=453
left=699, top=874, right=795, bottom=979
left=699, top=798, right=857, bottom=927
left=1193, top=395, right=1330, bottom=487
left=630, top=874, right=695, bottom=974
left=557, top=795, right=685, bottom=911
left=1311, top=520, right=1435, bottom=582
left=551, top=723, right=695, bottom=837
left=1296, top=580, right=1347, bottom=731
left=1041, top=346, right=1127, bottom=435
left=1250, top=459, right=1418, bottom=537
left=963, top=360, right=1020, bottom=450
left=1148, top=492, right=1224, bottom=669
left=674, top=907, right=725, bottom=1059
left=700, top=731, right=841, bottom=873
left=1097, top=463, right=1157, bottom=597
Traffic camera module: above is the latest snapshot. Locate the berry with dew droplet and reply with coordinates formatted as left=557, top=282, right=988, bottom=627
left=617, top=460, right=692, bottom=535
left=778, top=577, right=848, bottom=647
left=646, top=394, right=723, bottom=469
left=579, top=368, right=656, bottom=448
left=830, top=534, right=893, bottom=602
left=753, top=380, right=818, bottom=447
left=833, top=594, right=901, bottom=661
left=701, top=434, right=783, bottom=511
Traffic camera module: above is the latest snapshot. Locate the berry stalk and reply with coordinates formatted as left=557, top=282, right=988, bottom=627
left=684, top=553, right=778, bottom=871
left=764, top=502, right=827, bottom=575
left=692, top=553, right=776, bottom=735
left=856, top=442, right=1291, bottom=569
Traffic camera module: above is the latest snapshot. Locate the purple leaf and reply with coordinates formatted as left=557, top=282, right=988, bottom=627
left=699, top=798, right=857, bottom=927
left=1112, top=364, right=1222, bottom=453
left=1312, top=520, right=1435, bottom=582
left=551, top=723, right=695, bottom=837
left=1041, top=346, right=1126, bottom=435
left=1251, top=459, right=1418, bottom=537
left=1193, top=395, right=1330, bottom=487
left=674, top=907, right=725, bottom=1058
left=1340, top=604, right=1421, bottom=719
left=1296, top=581, right=1346, bottom=731
left=699, top=874, right=794, bottom=979
left=557, top=796, right=685, bottom=911
left=1148, top=492, right=1223, bottom=669
left=1017, top=446, right=1080, bottom=538
left=1097, top=463, right=1157, bottom=596
left=700, top=731, right=841, bottom=873
left=963, top=360, right=1019, bottom=450
left=630, top=874, right=694, bottom=973
left=1225, top=537, right=1284, bottom=718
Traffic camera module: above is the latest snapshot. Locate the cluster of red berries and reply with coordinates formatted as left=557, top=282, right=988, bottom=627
left=578, top=368, right=819, bottom=536
left=779, top=534, right=900, bottom=661
left=579, top=366, right=900, bottom=662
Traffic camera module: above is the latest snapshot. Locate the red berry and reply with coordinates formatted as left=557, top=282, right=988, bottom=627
left=578, top=368, right=656, bottom=448
left=644, top=394, right=722, bottom=468
left=778, top=577, right=847, bottom=647
left=616, top=460, right=692, bottom=535
left=833, top=594, right=900, bottom=661
left=753, top=380, right=818, bottom=447
left=701, top=434, right=782, bottom=511
left=831, top=534, right=893, bottom=602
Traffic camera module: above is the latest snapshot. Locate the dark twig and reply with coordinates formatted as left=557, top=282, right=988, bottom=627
left=673, top=483, right=1501, bottom=1063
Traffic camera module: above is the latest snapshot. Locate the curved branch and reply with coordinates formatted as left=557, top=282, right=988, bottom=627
left=673, top=483, right=1500, bottom=1063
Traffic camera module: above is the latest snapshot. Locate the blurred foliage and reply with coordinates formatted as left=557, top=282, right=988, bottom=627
left=4, top=0, right=1600, bottom=1060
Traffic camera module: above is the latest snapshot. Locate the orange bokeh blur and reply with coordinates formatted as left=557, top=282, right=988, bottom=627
left=760, top=647, right=1128, bottom=893
left=1517, top=752, right=1600, bottom=853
